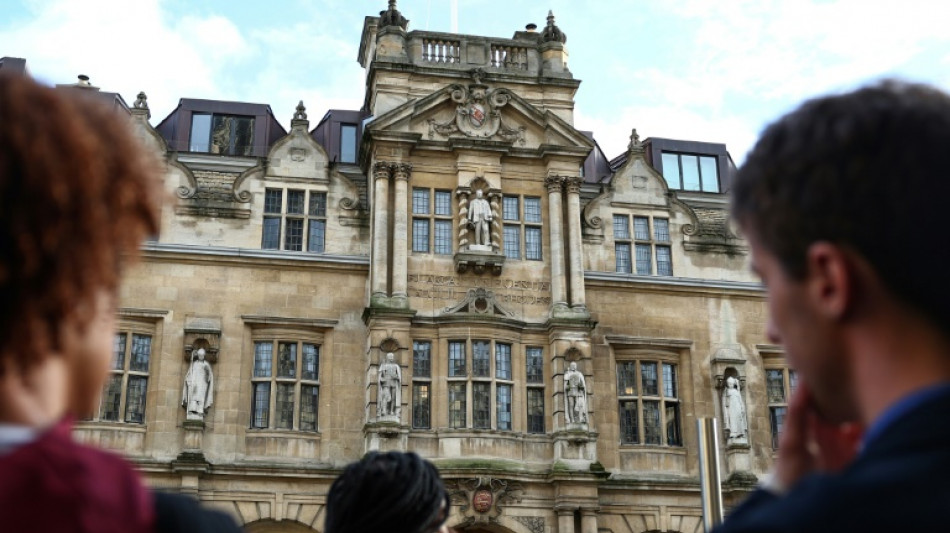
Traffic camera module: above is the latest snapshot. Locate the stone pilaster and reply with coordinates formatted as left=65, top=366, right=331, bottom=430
left=557, top=508, right=575, bottom=533
left=390, top=163, right=412, bottom=308
left=371, top=162, right=392, bottom=305
left=580, top=509, right=599, bottom=533
left=546, top=175, right=568, bottom=311
left=565, top=176, right=586, bottom=310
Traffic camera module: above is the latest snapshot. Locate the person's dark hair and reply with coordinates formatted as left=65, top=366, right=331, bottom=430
left=0, top=73, right=161, bottom=374
left=324, top=451, right=449, bottom=533
left=732, top=79, right=950, bottom=329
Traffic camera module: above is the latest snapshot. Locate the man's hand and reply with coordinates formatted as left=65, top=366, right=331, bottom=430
left=772, top=383, right=863, bottom=490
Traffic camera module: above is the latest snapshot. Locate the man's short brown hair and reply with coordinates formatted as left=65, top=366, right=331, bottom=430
left=0, top=73, right=162, bottom=373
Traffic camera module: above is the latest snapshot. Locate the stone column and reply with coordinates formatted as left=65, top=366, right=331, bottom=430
left=391, top=163, right=412, bottom=307
left=580, top=509, right=598, bottom=533
left=546, top=175, right=567, bottom=310
left=371, top=162, right=392, bottom=304
left=565, top=176, right=586, bottom=309
left=557, top=509, right=575, bottom=533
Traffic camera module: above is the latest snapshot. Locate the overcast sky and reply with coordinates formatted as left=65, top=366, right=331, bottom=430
left=4, top=0, right=950, bottom=162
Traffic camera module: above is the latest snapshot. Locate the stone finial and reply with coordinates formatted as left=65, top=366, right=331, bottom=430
left=541, top=10, right=567, bottom=44
left=471, top=67, right=486, bottom=85
left=379, top=0, right=408, bottom=30
left=294, top=100, right=307, bottom=121
left=133, top=91, right=148, bottom=109
left=628, top=128, right=643, bottom=152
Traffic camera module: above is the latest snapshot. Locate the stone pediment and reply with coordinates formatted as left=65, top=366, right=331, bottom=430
left=610, top=149, right=671, bottom=208
left=443, top=288, right=516, bottom=318
left=266, top=105, right=330, bottom=181
left=367, top=78, right=593, bottom=154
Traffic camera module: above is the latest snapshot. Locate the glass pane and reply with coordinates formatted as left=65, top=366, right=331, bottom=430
left=524, top=197, right=541, bottom=223
left=252, top=383, right=270, bottom=428
left=412, top=383, right=430, bottom=429
left=112, top=333, right=126, bottom=370
left=285, top=218, right=304, bottom=251
left=301, top=344, right=319, bottom=381
left=264, top=189, right=283, bottom=214
left=643, top=400, right=662, bottom=444
left=617, top=362, right=637, bottom=396
left=189, top=113, right=211, bottom=152
left=526, top=347, right=543, bottom=384
left=497, top=384, right=512, bottom=431
left=635, top=243, right=652, bottom=275
left=495, top=344, right=512, bottom=380
left=681, top=154, right=701, bottom=191
left=503, top=225, right=520, bottom=259
left=448, top=341, right=466, bottom=377
left=262, top=217, right=280, bottom=249
left=412, top=219, right=429, bottom=253
left=641, top=362, right=658, bottom=396
left=209, top=115, right=232, bottom=155
left=413, top=341, right=431, bottom=377
left=633, top=216, right=650, bottom=240
left=663, top=363, right=677, bottom=398
left=130, top=334, right=151, bottom=372
left=100, top=374, right=123, bottom=421
left=233, top=116, right=255, bottom=156
left=434, top=220, right=452, bottom=255
left=309, top=192, right=327, bottom=217
left=654, top=218, right=670, bottom=242
left=666, top=402, right=682, bottom=445
left=770, top=406, right=787, bottom=449
left=472, top=341, right=490, bottom=377
left=619, top=400, right=638, bottom=444
left=254, top=342, right=273, bottom=377
left=308, top=220, right=326, bottom=253
left=124, top=376, right=148, bottom=424
left=656, top=246, right=673, bottom=276
left=525, top=227, right=542, bottom=260
left=700, top=156, right=720, bottom=193
left=615, top=243, right=632, bottom=273
left=473, top=382, right=491, bottom=429
left=434, top=190, right=451, bottom=216
left=527, top=388, right=545, bottom=433
left=287, top=190, right=305, bottom=214
left=299, top=385, right=319, bottom=431
left=503, top=196, right=519, bottom=221
left=277, top=342, right=297, bottom=378
left=340, top=124, right=357, bottom=163
left=412, top=188, right=429, bottom=214
left=276, top=383, right=294, bottom=430
left=767, top=369, right=786, bottom=403
left=449, top=382, right=466, bottom=428
left=789, top=370, right=799, bottom=395
left=613, top=214, right=630, bottom=239
left=661, top=152, right=681, bottom=189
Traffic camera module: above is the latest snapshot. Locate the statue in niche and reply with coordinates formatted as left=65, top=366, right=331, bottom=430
left=377, top=352, right=402, bottom=420
left=182, top=348, right=214, bottom=421
left=564, top=362, right=588, bottom=425
left=722, top=376, right=748, bottom=443
left=467, top=189, right=492, bottom=248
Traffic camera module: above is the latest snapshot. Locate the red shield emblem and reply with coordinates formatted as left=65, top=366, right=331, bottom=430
left=473, top=489, right=493, bottom=513
left=469, top=103, right=486, bottom=128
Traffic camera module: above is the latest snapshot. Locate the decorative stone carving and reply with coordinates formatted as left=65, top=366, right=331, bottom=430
left=564, top=361, right=588, bottom=426
left=443, top=288, right=515, bottom=318
left=132, top=91, right=149, bottom=118
left=379, top=0, right=408, bottom=30
left=628, top=127, right=643, bottom=152
left=377, top=352, right=402, bottom=421
left=468, top=189, right=493, bottom=249
left=182, top=348, right=214, bottom=421
left=447, top=477, right=524, bottom=526
left=512, top=516, right=546, bottom=533
left=540, top=10, right=567, bottom=44
left=427, top=78, right=525, bottom=145
left=293, top=100, right=307, bottom=121
left=722, top=375, right=748, bottom=444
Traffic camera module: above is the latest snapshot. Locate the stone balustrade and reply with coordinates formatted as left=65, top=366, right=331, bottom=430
left=421, top=37, right=461, bottom=64
left=404, top=31, right=567, bottom=78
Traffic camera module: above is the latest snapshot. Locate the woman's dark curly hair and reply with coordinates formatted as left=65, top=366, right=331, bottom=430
left=325, top=451, right=450, bottom=533
left=0, top=73, right=161, bottom=373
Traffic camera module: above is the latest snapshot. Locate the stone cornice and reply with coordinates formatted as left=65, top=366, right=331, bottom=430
left=139, top=242, right=369, bottom=272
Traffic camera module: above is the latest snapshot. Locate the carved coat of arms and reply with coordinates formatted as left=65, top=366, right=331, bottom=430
left=428, top=78, right=526, bottom=145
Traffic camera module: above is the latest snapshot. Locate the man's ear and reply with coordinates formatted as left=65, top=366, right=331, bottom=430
left=805, top=241, right=853, bottom=320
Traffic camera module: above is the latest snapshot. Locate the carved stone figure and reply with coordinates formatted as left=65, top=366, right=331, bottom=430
left=377, top=352, right=402, bottom=420
left=468, top=189, right=492, bottom=248
left=564, top=362, right=588, bottom=425
left=722, top=376, right=748, bottom=443
left=182, top=348, right=214, bottom=421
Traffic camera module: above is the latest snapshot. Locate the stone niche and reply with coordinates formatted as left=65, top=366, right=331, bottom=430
left=183, top=316, right=221, bottom=363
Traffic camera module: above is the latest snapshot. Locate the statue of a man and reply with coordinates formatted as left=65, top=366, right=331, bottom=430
left=182, top=348, right=214, bottom=421
left=564, top=362, right=588, bottom=425
left=722, top=376, right=748, bottom=443
left=377, top=352, right=402, bottom=419
left=468, top=189, right=492, bottom=247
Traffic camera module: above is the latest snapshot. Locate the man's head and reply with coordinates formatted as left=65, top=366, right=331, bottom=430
left=386, top=352, right=395, bottom=363
left=732, top=80, right=950, bottom=420
left=325, top=451, right=449, bottom=533
left=195, top=349, right=206, bottom=362
left=0, top=74, right=161, bottom=414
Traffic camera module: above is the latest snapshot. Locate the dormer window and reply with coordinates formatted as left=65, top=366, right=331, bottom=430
left=340, top=124, right=358, bottom=163
left=190, top=113, right=256, bottom=156
left=661, top=152, right=720, bottom=193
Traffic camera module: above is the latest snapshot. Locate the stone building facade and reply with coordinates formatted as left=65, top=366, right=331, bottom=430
left=78, top=3, right=792, bottom=532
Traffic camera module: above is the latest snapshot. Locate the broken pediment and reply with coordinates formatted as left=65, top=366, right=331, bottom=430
left=443, top=288, right=516, bottom=318
left=266, top=103, right=330, bottom=181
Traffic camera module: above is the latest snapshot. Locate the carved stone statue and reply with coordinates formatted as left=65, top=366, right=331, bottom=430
left=468, top=189, right=492, bottom=248
left=182, top=348, right=214, bottom=421
left=564, top=362, right=588, bottom=425
left=377, top=352, right=402, bottom=420
left=722, top=376, right=748, bottom=443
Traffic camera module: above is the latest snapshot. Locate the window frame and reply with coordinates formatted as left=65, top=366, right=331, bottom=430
left=189, top=112, right=256, bottom=156
left=617, top=358, right=682, bottom=447
left=95, top=326, right=154, bottom=425
left=249, top=332, right=323, bottom=433
left=502, top=195, right=543, bottom=261
left=613, top=213, right=673, bottom=276
left=661, top=151, right=721, bottom=193
left=261, top=188, right=328, bottom=253
left=766, top=366, right=797, bottom=449
left=412, top=188, right=454, bottom=255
